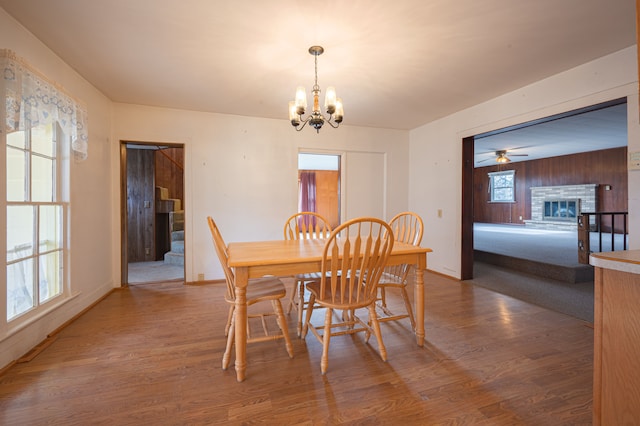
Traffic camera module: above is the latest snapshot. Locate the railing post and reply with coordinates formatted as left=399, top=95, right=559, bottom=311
left=577, top=214, right=591, bottom=264
left=624, top=213, right=628, bottom=250
left=611, top=214, right=616, bottom=252
left=598, top=213, right=603, bottom=252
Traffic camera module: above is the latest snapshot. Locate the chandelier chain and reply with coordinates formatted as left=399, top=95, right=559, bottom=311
left=313, top=53, right=319, bottom=92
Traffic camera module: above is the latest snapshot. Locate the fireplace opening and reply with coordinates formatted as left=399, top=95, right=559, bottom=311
left=544, top=199, right=578, bottom=221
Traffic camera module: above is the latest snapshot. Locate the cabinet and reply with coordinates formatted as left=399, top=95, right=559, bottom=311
left=590, top=250, right=640, bottom=425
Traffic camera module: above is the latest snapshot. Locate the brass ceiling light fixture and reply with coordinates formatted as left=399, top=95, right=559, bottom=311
left=289, top=46, right=343, bottom=133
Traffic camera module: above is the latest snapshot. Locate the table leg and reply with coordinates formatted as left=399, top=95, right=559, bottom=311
left=415, top=265, right=425, bottom=347
left=235, top=267, right=249, bottom=382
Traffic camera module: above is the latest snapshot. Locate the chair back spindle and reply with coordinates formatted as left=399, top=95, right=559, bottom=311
left=284, top=212, right=332, bottom=240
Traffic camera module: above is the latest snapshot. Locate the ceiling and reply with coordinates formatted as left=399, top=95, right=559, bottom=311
left=474, top=101, right=628, bottom=167
left=1, top=0, right=635, bottom=162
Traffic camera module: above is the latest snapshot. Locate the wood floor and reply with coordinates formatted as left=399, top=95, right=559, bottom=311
left=0, top=272, right=594, bottom=425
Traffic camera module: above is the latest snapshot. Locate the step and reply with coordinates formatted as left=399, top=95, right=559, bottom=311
left=170, top=240, right=184, bottom=254
left=474, top=250, right=594, bottom=283
left=164, top=251, right=184, bottom=266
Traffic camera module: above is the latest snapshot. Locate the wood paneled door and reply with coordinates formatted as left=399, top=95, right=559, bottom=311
left=126, top=148, right=155, bottom=262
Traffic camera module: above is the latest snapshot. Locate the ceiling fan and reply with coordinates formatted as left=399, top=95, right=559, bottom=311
left=477, top=149, right=529, bottom=164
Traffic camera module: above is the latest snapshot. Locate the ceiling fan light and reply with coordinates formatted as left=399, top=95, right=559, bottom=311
left=496, top=154, right=510, bottom=163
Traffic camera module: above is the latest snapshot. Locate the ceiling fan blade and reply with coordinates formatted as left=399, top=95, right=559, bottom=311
left=476, top=157, right=493, bottom=163
left=509, top=154, right=529, bottom=156
left=505, top=145, right=535, bottom=152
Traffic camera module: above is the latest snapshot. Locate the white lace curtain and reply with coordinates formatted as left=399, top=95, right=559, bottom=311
left=1, top=49, right=88, bottom=160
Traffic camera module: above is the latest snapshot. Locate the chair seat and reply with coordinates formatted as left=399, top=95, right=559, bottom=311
left=295, top=271, right=324, bottom=281
left=377, top=272, right=404, bottom=285
left=295, top=271, right=338, bottom=282
left=306, top=279, right=372, bottom=310
left=224, top=276, right=287, bottom=305
left=247, top=276, right=287, bottom=301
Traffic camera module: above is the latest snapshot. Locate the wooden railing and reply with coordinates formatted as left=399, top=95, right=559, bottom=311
left=578, top=212, right=629, bottom=264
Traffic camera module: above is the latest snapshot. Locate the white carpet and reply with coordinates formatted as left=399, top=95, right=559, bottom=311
left=474, top=223, right=629, bottom=266
left=128, top=261, right=184, bottom=284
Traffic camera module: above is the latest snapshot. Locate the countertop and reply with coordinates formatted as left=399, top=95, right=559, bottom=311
left=590, top=250, right=640, bottom=274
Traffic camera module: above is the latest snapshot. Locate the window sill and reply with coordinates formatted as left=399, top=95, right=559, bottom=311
left=1, top=292, right=81, bottom=343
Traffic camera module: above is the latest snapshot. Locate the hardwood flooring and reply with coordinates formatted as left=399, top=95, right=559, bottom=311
left=0, top=273, right=594, bottom=425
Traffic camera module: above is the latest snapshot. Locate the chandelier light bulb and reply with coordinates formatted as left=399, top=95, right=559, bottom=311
left=295, top=86, right=307, bottom=115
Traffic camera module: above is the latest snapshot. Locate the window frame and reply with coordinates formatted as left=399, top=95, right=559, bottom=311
left=4, top=122, right=70, bottom=331
left=488, top=170, right=516, bottom=203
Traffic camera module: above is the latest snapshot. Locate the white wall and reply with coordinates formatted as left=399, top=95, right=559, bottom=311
left=410, top=46, right=640, bottom=279
left=0, top=8, right=114, bottom=368
left=112, top=105, right=410, bottom=283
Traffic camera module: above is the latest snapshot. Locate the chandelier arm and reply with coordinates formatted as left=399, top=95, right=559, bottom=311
left=294, top=116, right=311, bottom=131
left=325, top=117, right=340, bottom=129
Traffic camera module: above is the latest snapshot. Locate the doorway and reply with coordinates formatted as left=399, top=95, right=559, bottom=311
left=120, top=141, right=185, bottom=285
left=298, top=152, right=341, bottom=228
left=461, top=98, right=628, bottom=280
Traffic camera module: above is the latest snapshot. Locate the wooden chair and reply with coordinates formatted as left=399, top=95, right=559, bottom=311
left=301, top=217, right=394, bottom=374
left=376, top=211, right=424, bottom=330
left=283, top=212, right=332, bottom=337
left=207, top=217, right=293, bottom=370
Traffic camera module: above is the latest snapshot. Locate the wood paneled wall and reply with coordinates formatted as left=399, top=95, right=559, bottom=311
left=474, top=147, right=628, bottom=224
left=126, top=149, right=155, bottom=262
left=155, top=147, right=184, bottom=205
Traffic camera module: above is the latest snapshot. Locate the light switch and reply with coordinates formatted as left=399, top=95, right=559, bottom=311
left=629, top=151, right=640, bottom=171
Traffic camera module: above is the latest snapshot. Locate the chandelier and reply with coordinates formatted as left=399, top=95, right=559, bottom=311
left=289, top=46, right=344, bottom=132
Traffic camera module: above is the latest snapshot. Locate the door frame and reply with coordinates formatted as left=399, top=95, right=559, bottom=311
left=460, top=98, right=628, bottom=281
left=461, top=136, right=475, bottom=280
left=120, top=140, right=185, bottom=286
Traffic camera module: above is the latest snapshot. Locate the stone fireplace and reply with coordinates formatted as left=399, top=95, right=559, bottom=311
left=525, top=184, right=598, bottom=230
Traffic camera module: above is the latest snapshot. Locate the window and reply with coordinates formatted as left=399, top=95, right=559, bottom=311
left=488, top=170, right=515, bottom=202
left=6, top=123, right=68, bottom=322
left=2, top=49, right=86, bottom=335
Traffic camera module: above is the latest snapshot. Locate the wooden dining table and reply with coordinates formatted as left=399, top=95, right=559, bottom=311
left=226, top=238, right=432, bottom=382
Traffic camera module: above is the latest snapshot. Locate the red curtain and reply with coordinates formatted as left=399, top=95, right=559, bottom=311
left=298, top=171, right=317, bottom=227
